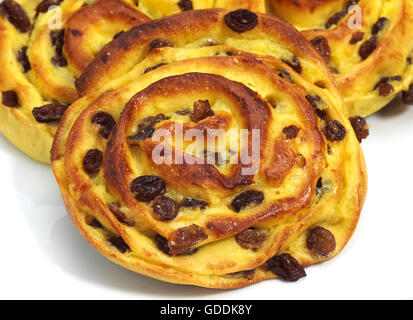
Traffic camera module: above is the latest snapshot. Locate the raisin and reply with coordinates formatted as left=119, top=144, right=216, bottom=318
left=306, top=94, right=326, bottom=118
left=282, top=125, right=300, bottom=140
left=378, top=82, right=394, bottom=97
left=2, top=90, right=19, bottom=107
left=150, top=39, right=174, bottom=50
left=282, top=56, right=302, bottom=74
left=32, top=103, right=67, bottom=123
left=91, top=111, right=116, bottom=139
left=83, top=149, right=103, bottom=176
left=130, top=175, right=166, bottom=202
left=350, top=31, right=364, bottom=44
left=108, top=203, right=135, bottom=226
left=155, top=234, right=197, bottom=256
left=267, top=254, right=306, bottom=282
left=127, top=114, right=165, bottom=144
left=374, top=76, right=402, bottom=90
left=17, top=46, right=31, bottom=72
left=359, top=36, right=377, bottom=60
left=168, top=224, right=208, bottom=255
left=152, top=196, right=179, bottom=221
left=0, top=0, right=31, bottom=33
left=307, top=227, right=336, bottom=257
left=345, top=0, right=360, bottom=10
left=310, top=36, right=331, bottom=64
left=322, top=120, right=347, bottom=141
left=108, top=236, right=130, bottom=254
left=144, top=63, right=168, bottom=74
left=190, top=100, right=214, bottom=123
left=224, top=9, right=258, bottom=34
left=235, top=228, right=267, bottom=251
left=402, top=84, right=413, bottom=105
left=178, top=0, right=193, bottom=11
left=278, top=70, right=292, bottom=82
left=372, top=17, right=388, bottom=35
left=325, top=11, right=346, bottom=29
left=226, top=51, right=237, bottom=56
left=36, top=0, right=63, bottom=14
left=50, top=29, right=67, bottom=67
left=231, top=190, right=264, bottom=212
left=316, top=178, right=323, bottom=196
left=181, top=198, right=208, bottom=209
left=349, top=116, right=369, bottom=143
left=113, top=30, right=124, bottom=39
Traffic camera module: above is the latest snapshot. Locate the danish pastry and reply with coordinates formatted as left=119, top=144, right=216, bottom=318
left=269, top=0, right=413, bottom=116
left=52, top=9, right=367, bottom=288
left=0, top=0, right=151, bottom=163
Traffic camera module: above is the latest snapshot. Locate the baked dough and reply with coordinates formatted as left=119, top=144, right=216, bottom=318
left=269, top=0, right=413, bottom=116
left=0, top=0, right=264, bottom=164
left=52, top=9, right=367, bottom=288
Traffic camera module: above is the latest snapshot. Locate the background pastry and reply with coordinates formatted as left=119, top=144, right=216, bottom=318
left=52, top=9, right=367, bottom=288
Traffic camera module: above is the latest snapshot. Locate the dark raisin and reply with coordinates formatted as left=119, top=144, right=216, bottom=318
left=88, top=218, right=103, bottom=229
left=113, top=30, right=124, bottom=39
left=168, top=224, right=208, bottom=255
left=181, top=198, right=208, bottom=209
left=349, top=116, right=369, bottom=143
left=178, top=0, right=193, bottom=11
left=127, top=114, right=165, bottom=144
left=144, top=63, right=168, bottom=74
left=32, top=103, right=68, bottom=123
left=378, top=82, right=394, bottom=97
left=359, top=36, right=377, bottom=60
left=17, top=46, right=31, bottom=72
left=231, top=190, right=264, bottom=212
left=282, top=56, right=302, bottom=74
left=91, top=111, right=116, bottom=139
left=325, top=11, right=346, bottom=29
left=310, top=36, right=331, bottom=64
left=345, top=0, right=360, bottom=10
left=108, top=203, right=135, bottom=226
left=36, top=0, right=63, bottom=14
left=306, top=94, right=326, bottom=118
left=278, top=70, right=292, bottom=82
left=226, top=51, right=237, bottom=56
left=322, top=120, right=347, bottom=141
left=374, top=76, right=402, bottom=90
left=152, top=196, right=179, bottom=221
left=83, top=149, right=103, bottom=176
left=307, top=227, right=336, bottom=257
left=282, top=125, right=300, bottom=140
left=2, top=90, right=19, bottom=107
left=50, top=29, right=67, bottom=67
left=190, top=100, right=214, bottom=122
left=349, top=31, right=364, bottom=44
left=224, top=9, right=258, bottom=34
left=315, top=108, right=327, bottom=119
left=150, top=39, right=174, bottom=50
left=108, top=236, right=130, bottom=254
left=235, top=228, right=267, bottom=251
left=402, top=84, right=413, bottom=105
left=130, top=175, right=166, bottom=202
left=267, top=253, right=306, bottom=282
left=0, top=0, right=31, bottom=33
left=372, top=17, right=388, bottom=35
left=155, top=234, right=197, bottom=256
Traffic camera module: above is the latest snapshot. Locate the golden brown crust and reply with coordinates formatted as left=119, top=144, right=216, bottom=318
left=52, top=9, right=367, bottom=288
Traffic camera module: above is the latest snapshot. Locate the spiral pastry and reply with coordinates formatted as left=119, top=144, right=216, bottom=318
left=269, top=0, right=413, bottom=116
left=52, top=9, right=367, bottom=288
left=0, top=0, right=153, bottom=163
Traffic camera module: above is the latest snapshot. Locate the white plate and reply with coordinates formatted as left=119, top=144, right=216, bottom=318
left=1, top=100, right=412, bottom=300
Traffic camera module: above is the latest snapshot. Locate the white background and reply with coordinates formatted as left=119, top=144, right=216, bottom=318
left=1, top=99, right=412, bottom=300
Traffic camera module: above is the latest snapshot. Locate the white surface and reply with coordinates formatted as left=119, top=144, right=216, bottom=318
left=1, top=100, right=412, bottom=300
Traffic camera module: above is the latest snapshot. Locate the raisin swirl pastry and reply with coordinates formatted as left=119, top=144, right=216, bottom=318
left=51, top=9, right=367, bottom=288
left=0, top=0, right=151, bottom=163
left=269, top=0, right=413, bottom=116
